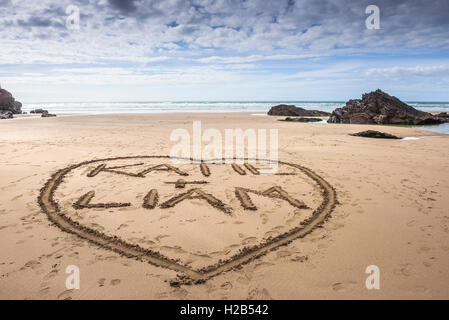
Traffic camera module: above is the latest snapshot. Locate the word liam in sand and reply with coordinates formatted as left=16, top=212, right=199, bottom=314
left=235, top=186, right=309, bottom=211
left=73, top=191, right=131, bottom=209
left=72, top=185, right=306, bottom=214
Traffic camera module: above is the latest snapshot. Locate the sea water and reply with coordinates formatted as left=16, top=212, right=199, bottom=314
left=21, top=101, right=449, bottom=134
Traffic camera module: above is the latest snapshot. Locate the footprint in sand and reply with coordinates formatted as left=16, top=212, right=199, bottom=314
left=290, top=255, right=308, bottom=262
left=254, top=261, right=275, bottom=271
left=276, top=250, right=292, bottom=258
left=419, top=245, right=432, bottom=252
left=331, top=281, right=357, bottom=292
left=104, top=255, right=118, bottom=262
left=161, top=246, right=187, bottom=254
left=220, top=281, right=233, bottom=290
left=21, top=259, right=41, bottom=271
left=57, top=289, right=73, bottom=300
left=236, top=274, right=251, bottom=285
left=172, top=287, right=189, bottom=299
left=117, top=223, right=128, bottom=230
left=423, top=257, right=435, bottom=267
left=242, top=237, right=257, bottom=245
left=98, top=278, right=106, bottom=287
left=11, top=194, right=23, bottom=201
left=68, top=251, right=79, bottom=258
left=264, top=230, right=280, bottom=238
left=110, top=279, right=121, bottom=286
left=155, top=234, right=170, bottom=242
left=247, top=288, right=272, bottom=300
left=43, top=268, right=59, bottom=280
left=154, top=292, right=169, bottom=299
left=393, top=264, right=412, bottom=277
left=409, top=286, right=431, bottom=295
left=332, top=282, right=345, bottom=291
left=39, top=280, right=52, bottom=296
left=406, top=220, right=416, bottom=227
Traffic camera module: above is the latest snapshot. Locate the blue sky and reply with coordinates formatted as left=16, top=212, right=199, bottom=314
left=1, top=0, right=449, bottom=102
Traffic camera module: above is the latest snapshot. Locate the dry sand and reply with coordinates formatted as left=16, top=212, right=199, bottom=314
left=0, top=112, right=448, bottom=299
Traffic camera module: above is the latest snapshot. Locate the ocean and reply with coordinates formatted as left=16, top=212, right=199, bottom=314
left=21, top=101, right=449, bottom=134
left=21, top=101, right=449, bottom=115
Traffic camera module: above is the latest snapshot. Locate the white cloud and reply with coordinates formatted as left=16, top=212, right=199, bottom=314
left=1, top=0, right=448, bottom=65
left=366, top=65, right=449, bottom=79
left=1, top=0, right=449, bottom=101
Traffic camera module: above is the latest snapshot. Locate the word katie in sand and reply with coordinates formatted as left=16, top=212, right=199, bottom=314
left=39, top=156, right=337, bottom=283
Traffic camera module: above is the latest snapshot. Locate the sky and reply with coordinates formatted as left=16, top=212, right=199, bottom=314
left=1, top=0, right=449, bottom=102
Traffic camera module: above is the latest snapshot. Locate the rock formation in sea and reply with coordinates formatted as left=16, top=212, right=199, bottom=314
left=30, top=108, right=57, bottom=117
left=328, top=89, right=447, bottom=125
left=0, top=110, right=13, bottom=119
left=41, top=110, right=56, bottom=117
left=268, top=104, right=330, bottom=117
left=436, top=112, right=449, bottom=119
left=349, top=130, right=401, bottom=139
left=0, top=87, right=22, bottom=119
left=30, top=108, right=47, bottom=114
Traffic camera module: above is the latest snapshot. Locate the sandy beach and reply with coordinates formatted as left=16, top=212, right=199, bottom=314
left=0, top=112, right=448, bottom=299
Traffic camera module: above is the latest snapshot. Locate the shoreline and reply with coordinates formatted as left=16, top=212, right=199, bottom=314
left=9, top=112, right=449, bottom=135
left=17, top=101, right=449, bottom=118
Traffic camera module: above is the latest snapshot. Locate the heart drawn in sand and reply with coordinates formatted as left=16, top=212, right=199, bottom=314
left=38, top=156, right=337, bottom=284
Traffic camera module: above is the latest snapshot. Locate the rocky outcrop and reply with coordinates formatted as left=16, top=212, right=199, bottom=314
left=328, top=89, right=447, bottom=125
left=268, top=104, right=330, bottom=117
left=30, top=108, right=56, bottom=117
left=30, top=108, right=48, bottom=114
left=436, top=112, right=449, bottom=119
left=41, top=111, right=56, bottom=117
left=0, top=88, right=22, bottom=115
left=0, top=89, right=14, bottom=110
left=13, top=101, right=22, bottom=114
left=0, top=111, right=13, bottom=119
left=349, top=130, right=401, bottom=139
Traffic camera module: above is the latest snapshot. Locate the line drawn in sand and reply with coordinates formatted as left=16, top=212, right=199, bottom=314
left=38, top=156, right=337, bottom=286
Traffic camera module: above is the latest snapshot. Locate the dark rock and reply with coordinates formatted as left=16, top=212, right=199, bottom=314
left=41, top=110, right=56, bottom=117
left=0, top=110, right=13, bottom=119
left=268, top=104, right=330, bottom=117
left=30, top=108, right=48, bottom=114
left=281, top=117, right=323, bottom=122
left=0, top=88, right=22, bottom=114
left=30, top=108, right=56, bottom=117
left=13, top=101, right=22, bottom=114
left=436, top=112, right=449, bottom=119
left=328, top=89, right=447, bottom=125
left=349, top=130, right=401, bottom=139
left=0, top=89, right=14, bottom=110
